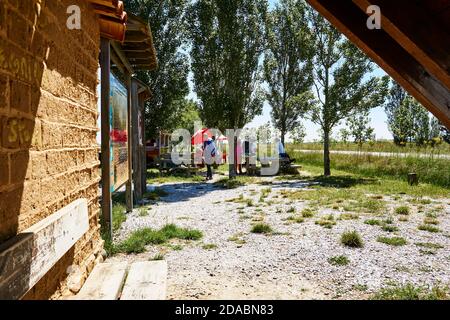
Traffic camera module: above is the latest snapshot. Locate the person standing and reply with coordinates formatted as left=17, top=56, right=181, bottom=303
left=203, top=134, right=217, bottom=180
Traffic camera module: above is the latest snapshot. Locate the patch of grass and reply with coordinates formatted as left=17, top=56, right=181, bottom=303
left=419, top=249, right=436, bottom=255
left=246, top=199, right=254, bottom=207
left=423, top=217, right=439, bottom=225
left=415, top=242, right=444, bottom=249
left=377, top=236, right=407, bottom=246
left=340, top=230, right=364, bottom=248
left=383, top=217, right=394, bottom=224
left=287, top=206, right=296, bottom=213
left=301, top=208, right=315, bottom=218
left=150, top=253, right=165, bottom=261
left=160, top=224, right=203, bottom=240
left=228, top=233, right=246, bottom=245
left=261, top=188, right=272, bottom=197
left=328, top=255, right=350, bottom=266
left=138, top=206, right=149, bottom=217
left=251, top=223, right=273, bottom=234
left=339, top=213, right=359, bottom=220
left=315, top=219, right=336, bottom=229
left=381, top=224, right=399, bottom=232
left=353, top=284, right=368, bottom=292
left=146, top=169, right=204, bottom=184
left=113, top=224, right=203, bottom=254
left=372, top=283, right=449, bottom=300
left=166, top=244, right=183, bottom=251
left=286, top=216, right=304, bottom=224
left=418, top=224, right=440, bottom=233
left=288, top=149, right=450, bottom=193
left=202, top=243, right=218, bottom=250
left=395, top=206, right=410, bottom=215
left=364, top=219, right=382, bottom=226
left=112, top=204, right=126, bottom=231
left=398, top=216, right=409, bottom=222
left=278, top=185, right=386, bottom=214
left=215, top=176, right=258, bottom=189
left=315, top=215, right=336, bottom=228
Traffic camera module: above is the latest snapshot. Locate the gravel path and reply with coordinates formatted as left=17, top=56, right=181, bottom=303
left=110, top=174, right=450, bottom=300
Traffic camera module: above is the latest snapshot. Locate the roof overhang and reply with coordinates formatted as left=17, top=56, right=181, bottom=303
left=88, top=0, right=128, bottom=42
left=306, top=0, right=450, bottom=129
left=112, top=14, right=158, bottom=73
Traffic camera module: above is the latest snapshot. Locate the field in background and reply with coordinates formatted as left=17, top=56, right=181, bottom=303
left=287, top=147, right=450, bottom=190
left=290, top=141, right=450, bottom=155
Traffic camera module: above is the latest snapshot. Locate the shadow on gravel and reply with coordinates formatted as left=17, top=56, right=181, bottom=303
left=274, top=174, right=378, bottom=189
left=143, top=182, right=222, bottom=203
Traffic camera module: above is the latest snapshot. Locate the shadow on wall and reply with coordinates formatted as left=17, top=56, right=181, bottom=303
left=1, top=0, right=99, bottom=299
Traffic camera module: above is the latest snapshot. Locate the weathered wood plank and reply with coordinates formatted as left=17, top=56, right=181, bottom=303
left=305, top=0, right=450, bottom=129
left=76, top=262, right=128, bottom=300
left=120, top=261, right=167, bottom=300
left=0, top=199, right=89, bottom=300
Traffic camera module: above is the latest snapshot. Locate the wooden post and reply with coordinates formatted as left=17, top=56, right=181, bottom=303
left=125, top=72, right=133, bottom=212
left=131, top=79, right=142, bottom=203
left=141, top=101, right=147, bottom=197
left=100, top=38, right=112, bottom=237
left=407, top=173, right=419, bottom=186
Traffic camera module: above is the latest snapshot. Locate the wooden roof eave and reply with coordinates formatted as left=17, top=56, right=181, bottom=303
left=305, top=0, right=450, bottom=129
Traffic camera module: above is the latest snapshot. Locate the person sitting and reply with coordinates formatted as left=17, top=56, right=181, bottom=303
left=276, top=138, right=295, bottom=163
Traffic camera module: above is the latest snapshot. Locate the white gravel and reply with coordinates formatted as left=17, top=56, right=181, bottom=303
left=109, top=174, right=450, bottom=300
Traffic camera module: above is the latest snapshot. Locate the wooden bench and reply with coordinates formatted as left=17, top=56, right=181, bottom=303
left=74, top=261, right=167, bottom=300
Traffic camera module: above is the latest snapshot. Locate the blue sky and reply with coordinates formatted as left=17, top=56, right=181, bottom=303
left=188, top=0, right=394, bottom=142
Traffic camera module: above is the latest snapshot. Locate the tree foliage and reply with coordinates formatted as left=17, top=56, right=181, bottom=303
left=124, top=0, right=190, bottom=138
left=306, top=9, right=388, bottom=175
left=263, top=0, right=314, bottom=144
left=187, top=0, right=267, bottom=131
left=346, top=110, right=375, bottom=147
left=385, top=80, right=443, bottom=146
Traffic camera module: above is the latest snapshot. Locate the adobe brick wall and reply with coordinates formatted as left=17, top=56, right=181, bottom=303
left=0, top=0, right=103, bottom=299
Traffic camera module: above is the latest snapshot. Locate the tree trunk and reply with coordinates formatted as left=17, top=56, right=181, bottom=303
left=281, top=130, right=285, bottom=146
left=323, top=129, right=331, bottom=176
left=228, top=136, right=237, bottom=179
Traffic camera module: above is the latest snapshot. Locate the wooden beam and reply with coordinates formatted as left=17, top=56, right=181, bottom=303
left=125, top=72, right=133, bottom=212
left=100, top=37, right=113, bottom=238
left=110, top=49, right=125, bottom=75
left=0, top=199, right=89, bottom=300
left=305, top=0, right=450, bottom=129
left=353, top=0, right=450, bottom=89
left=75, top=262, right=128, bottom=300
left=111, top=41, right=134, bottom=74
left=120, top=261, right=167, bottom=300
left=131, top=79, right=142, bottom=203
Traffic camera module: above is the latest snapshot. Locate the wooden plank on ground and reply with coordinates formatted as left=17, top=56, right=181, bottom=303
left=0, top=199, right=89, bottom=300
left=120, top=261, right=167, bottom=300
left=76, top=262, right=128, bottom=300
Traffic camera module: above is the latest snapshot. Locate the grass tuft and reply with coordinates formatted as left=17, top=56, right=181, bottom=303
left=251, top=223, right=273, bottom=234
left=112, top=224, right=203, bottom=254
left=372, top=283, right=449, bottom=300
left=381, top=224, right=399, bottom=232
left=377, top=236, right=407, bottom=246
left=328, top=255, right=350, bottom=266
left=112, top=204, right=126, bottom=231
left=418, top=224, right=440, bottom=233
left=340, top=230, right=364, bottom=248
left=395, top=206, right=410, bottom=215
left=202, top=243, right=218, bottom=250
left=364, top=219, right=382, bottom=226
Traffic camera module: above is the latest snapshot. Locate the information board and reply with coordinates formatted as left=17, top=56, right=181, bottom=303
left=110, top=73, right=129, bottom=191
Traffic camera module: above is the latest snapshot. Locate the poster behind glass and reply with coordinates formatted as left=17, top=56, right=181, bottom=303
left=110, top=73, right=128, bottom=191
